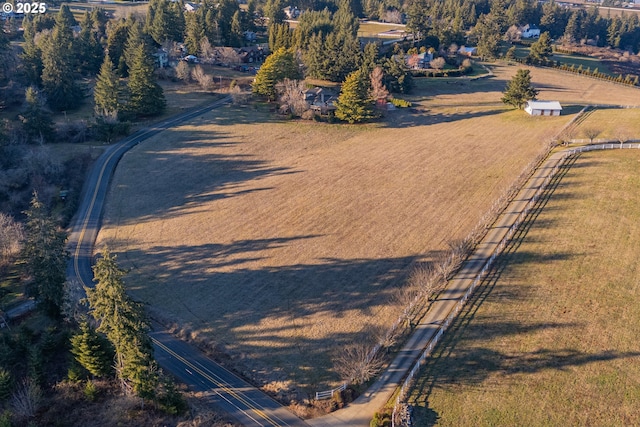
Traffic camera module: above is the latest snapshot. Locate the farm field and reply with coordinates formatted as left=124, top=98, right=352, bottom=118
left=96, top=66, right=636, bottom=398
left=407, top=149, right=640, bottom=426
left=413, top=62, right=640, bottom=108
left=573, top=107, right=640, bottom=140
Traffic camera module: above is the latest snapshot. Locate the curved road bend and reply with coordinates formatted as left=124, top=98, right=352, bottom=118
left=65, top=96, right=309, bottom=426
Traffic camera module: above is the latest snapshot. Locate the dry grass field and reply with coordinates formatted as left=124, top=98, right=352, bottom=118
left=407, top=149, right=640, bottom=426
left=573, top=107, right=640, bottom=141
left=96, top=66, right=637, bottom=397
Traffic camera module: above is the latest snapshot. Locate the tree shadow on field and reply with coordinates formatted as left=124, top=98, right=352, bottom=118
left=411, top=75, right=509, bottom=98
left=111, top=238, right=454, bottom=388
left=110, top=127, right=301, bottom=225
left=384, top=107, right=506, bottom=129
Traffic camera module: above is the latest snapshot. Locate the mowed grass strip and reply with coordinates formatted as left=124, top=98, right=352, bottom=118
left=97, top=68, right=637, bottom=393
left=408, top=149, right=640, bottom=427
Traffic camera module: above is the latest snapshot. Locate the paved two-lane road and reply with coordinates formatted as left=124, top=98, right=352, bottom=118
left=65, top=97, right=308, bottom=426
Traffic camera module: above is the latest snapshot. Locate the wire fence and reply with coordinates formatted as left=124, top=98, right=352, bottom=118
left=390, top=142, right=640, bottom=427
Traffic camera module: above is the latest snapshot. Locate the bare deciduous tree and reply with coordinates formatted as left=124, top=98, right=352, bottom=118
left=275, top=79, right=309, bottom=117
left=11, top=378, right=42, bottom=419
left=230, top=85, right=251, bottom=105
left=0, top=213, right=24, bottom=263
left=217, top=47, right=242, bottom=66
left=175, top=61, right=191, bottom=82
left=614, top=128, right=630, bottom=145
left=199, top=37, right=215, bottom=65
left=334, top=343, right=384, bottom=385
left=384, top=9, right=403, bottom=24
left=430, top=57, right=446, bottom=70
left=583, top=127, right=600, bottom=144
left=61, top=279, right=86, bottom=323
left=370, top=67, right=389, bottom=105
left=191, top=65, right=214, bottom=90
left=504, top=25, right=521, bottom=42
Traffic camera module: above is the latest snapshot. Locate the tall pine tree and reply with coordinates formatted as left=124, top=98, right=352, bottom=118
left=94, top=53, right=121, bottom=117
left=125, top=40, right=166, bottom=117
left=21, top=192, right=68, bottom=318
left=335, top=68, right=377, bottom=124
left=252, top=48, right=301, bottom=100
left=70, top=321, right=115, bottom=378
left=41, top=5, right=83, bottom=111
left=502, top=69, right=539, bottom=109
left=87, top=249, right=157, bottom=397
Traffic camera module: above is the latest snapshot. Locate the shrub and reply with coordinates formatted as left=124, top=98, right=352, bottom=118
left=389, top=98, right=412, bottom=108
left=83, top=380, right=98, bottom=402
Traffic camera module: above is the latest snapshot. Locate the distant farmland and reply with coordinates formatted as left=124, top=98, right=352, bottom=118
left=407, top=149, right=640, bottom=426
left=97, top=65, right=638, bottom=396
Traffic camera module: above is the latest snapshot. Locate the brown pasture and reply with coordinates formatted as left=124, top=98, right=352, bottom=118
left=408, top=149, right=640, bottom=426
left=97, top=65, right=638, bottom=396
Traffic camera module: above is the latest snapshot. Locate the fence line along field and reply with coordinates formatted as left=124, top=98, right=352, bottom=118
left=96, top=66, right=636, bottom=400
left=407, top=149, right=640, bottom=426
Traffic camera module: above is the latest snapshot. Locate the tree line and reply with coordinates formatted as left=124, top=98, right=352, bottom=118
left=0, top=192, right=186, bottom=424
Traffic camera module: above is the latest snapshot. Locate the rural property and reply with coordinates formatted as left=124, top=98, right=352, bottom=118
left=97, top=63, right=640, bottom=401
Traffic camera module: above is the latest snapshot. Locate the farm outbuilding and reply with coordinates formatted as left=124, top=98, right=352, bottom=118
left=524, top=101, right=563, bottom=116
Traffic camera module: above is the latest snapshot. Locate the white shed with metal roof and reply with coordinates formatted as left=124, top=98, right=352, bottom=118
left=524, top=101, right=563, bottom=116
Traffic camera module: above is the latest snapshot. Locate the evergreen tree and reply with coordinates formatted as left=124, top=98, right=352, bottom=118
left=70, top=321, right=115, bottom=378
left=335, top=68, right=377, bottom=124
left=125, top=40, right=166, bottom=117
left=361, top=42, right=380, bottom=75
left=149, top=0, right=185, bottom=44
left=383, top=55, right=413, bottom=94
left=269, top=23, right=291, bottom=51
left=303, top=32, right=326, bottom=79
left=20, top=15, right=43, bottom=86
left=246, top=0, right=257, bottom=33
left=184, top=12, right=204, bottom=55
left=230, top=10, right=244, bottom=47
left=91, top=8, right=110, bottom=40
left=94, top=53, right=121, bottom=117
left=265, top=0, right=286, bottom=26
left=87, top=249, right=157, bottom=397
left=502, top=69, right=539, bottom=109
left=78, top=11, right=104, bottom=75
left=124, top=21, right=149, bottom=71
left=252, top=48, right=301, bottom=100
left=0, top=368, right=12, bottom=401
left=19, top=86, right=55, bottom=144
left=21, top=192, right=68, bottom=318
left=106, top=19, right=131, bottom=77
left=41, top=5, right=83, bottom=111
left=528, top=31, right=553, bottom=61
left=474, top=13, right=502, bottom=59
left=217, top=0, right=240, bottom=45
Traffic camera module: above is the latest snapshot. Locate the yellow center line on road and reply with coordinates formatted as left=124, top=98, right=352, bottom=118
left=152, top=337, right=286, bottom=427
left=72, top=98, right=231, bottom=287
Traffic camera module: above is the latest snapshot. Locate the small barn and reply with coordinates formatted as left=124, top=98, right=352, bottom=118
left=525, top=101, right=562, bottom=116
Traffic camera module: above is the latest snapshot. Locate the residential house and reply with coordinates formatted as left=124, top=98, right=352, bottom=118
left=519, top=24, right=541, bottom=39
left=153, top=49, right=169, bottom=68
left=458, top=46, right=478, bottom=57
left=237, top=46, right=266, bottom=63
left=524, top=100, right=562, bottom=116
left=307, top=87, right=338, bottom=115
left=406, top=52, right=434, bottom=69
left=283, top=6, right=301, bottom=19
left=184, top=2, right=200, bottom=12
